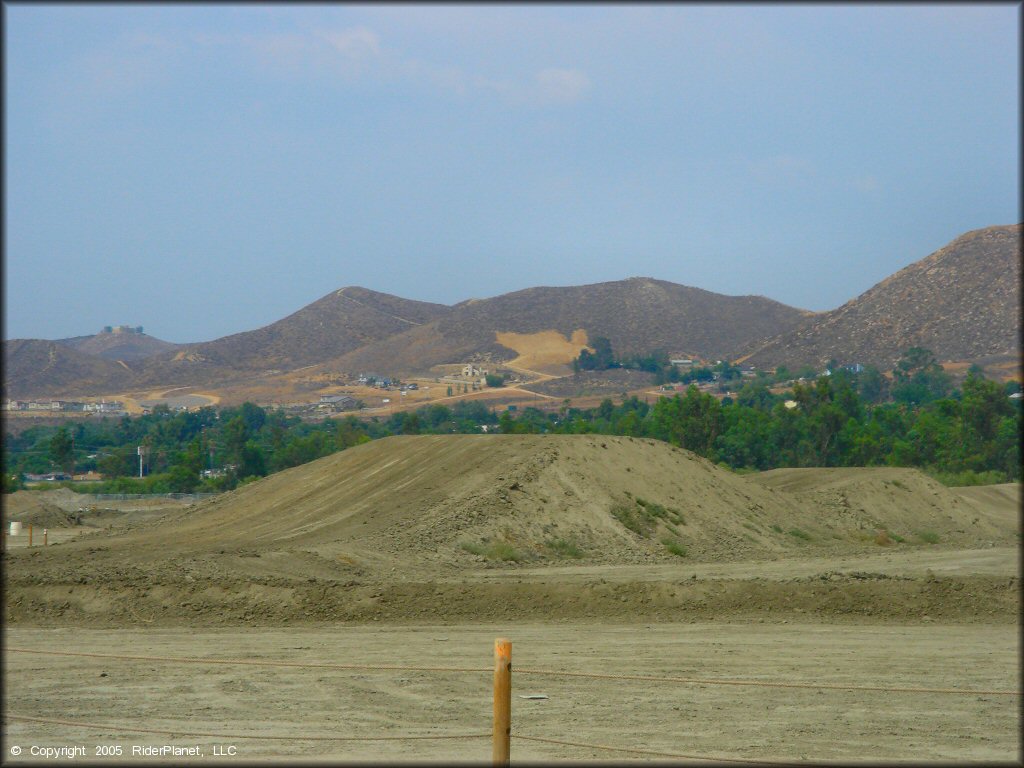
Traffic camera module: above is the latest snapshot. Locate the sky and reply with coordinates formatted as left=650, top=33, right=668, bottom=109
left=4, top=3, right=1020, bottom=344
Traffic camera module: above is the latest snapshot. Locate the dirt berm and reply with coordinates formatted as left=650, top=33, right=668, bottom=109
left=4, top=435, right=1019, bottom=626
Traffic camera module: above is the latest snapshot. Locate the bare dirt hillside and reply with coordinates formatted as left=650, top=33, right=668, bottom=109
left=315, top=278, right=810, bottom=377
left=741, top=223, right=1022, bottom=370
left=2, top=339, right=133, bottom=399
left=4, top=436, right=1018, bottom=627
left=57, top=330, right=180, bottom=361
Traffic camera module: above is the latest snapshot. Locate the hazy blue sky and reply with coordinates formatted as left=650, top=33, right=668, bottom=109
left=5, top=4, right=1019, bottom=343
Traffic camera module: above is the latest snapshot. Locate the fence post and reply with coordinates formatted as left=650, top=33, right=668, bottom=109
left=493, top=638, right=512, bottom=766
left=28, top=525, right=33, bottom=548
left=44, top=529, right=48, bottom=547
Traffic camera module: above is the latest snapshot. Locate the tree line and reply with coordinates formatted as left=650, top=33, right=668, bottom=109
left=3, top=349, right=1020, bottom=494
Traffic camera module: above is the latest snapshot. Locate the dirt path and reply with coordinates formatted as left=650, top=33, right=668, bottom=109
left=460, top=545, right=1019, bottom=583
left=4, top=622, right=1017, bottom=763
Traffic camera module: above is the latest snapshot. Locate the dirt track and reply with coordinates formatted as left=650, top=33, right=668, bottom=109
left=4, top=621, right=1019, bottom=763
left=3, top=435, right=1021, bottom=762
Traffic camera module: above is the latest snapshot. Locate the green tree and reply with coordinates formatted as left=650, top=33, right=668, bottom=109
left=236, top=441, right=267, bottom=479
left=576, top=337, right=615, bottom=370
left=735, top=382, right=775, bottom=411
left=498, top=410, right=516, bottom=434
left=891, top=348, right=951, bottom=405
left=48, top=427, right=74, bottom=475
left=222, top=416, right=250, bottom=463
left=97, top=446, right=137, bottom=478
left=646, top=386, right=723, bottom=456
left=856, top=365, right=889, bottom=404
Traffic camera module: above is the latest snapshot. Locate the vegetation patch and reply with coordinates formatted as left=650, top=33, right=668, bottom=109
left=544, top=538, right=583, bottom=559
left=770, top=524, right=784, bottom=533
left=635, top=498, right=684, bottom=525
left=787, top=528, right=811, bottom=541
left=460, top=540, right=523, bottom=562
left=927, top=469, right=1007, bottom=487
left=611, top=504, right=655, bottom=538
left=660, top=538, right=687, bottom=557
left=916, top=530, right=941, bottom=544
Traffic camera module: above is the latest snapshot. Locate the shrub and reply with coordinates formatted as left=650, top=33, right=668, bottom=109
left=545, top=538, right=583, bottom=558
left=460, top=540, right=523, bottom=561
left=611, top=504, right=654, bottom=537
left=488, top=542, right=522, bottom=561
left=788, top=528, right=811, bottom=541
left=927, top=469, right=1007, bottom=487
left=661, top=538, right=687, bottom=557
left=916, top=530, right=940, bottom=544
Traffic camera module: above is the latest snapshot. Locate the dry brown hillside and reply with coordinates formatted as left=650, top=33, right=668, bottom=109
left=741, top=224, right=1022, bottom=370
left=2, top=339, right=135, bottom=398
left=317, top=278, right=810, bottom=376
left=132, top=287, right=452, bottom=383
left=57, top=330, right=180, bottom=361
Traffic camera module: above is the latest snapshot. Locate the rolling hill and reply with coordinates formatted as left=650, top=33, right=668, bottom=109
left=740, top=224, right=1021, bottom=370
left=2, top=339, right=136, bottom=399
left=305, top=277, right=812, bottom=377
left=3, top=224, right=1019, bottom=400
left=57, top=329, right=180, bottom=361
left=131, top=286, right=453, bottom=384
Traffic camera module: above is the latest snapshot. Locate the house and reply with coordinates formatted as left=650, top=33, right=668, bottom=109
left=318, top=394, right=357, bottom=412
left=25, top=472, right=71, bottom=482
left=93, top=401, right=124, bottom=413
left=462, top=364, right=488, bottom=378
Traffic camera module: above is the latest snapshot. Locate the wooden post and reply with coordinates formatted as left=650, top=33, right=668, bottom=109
left=28, top=525, right=33, bottom=548
left=493, top=638, right=512, bottom=766
left=44, top=529, right=48, bottom=547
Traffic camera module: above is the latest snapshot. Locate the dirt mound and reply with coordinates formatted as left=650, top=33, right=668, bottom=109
left=9, top=436, right=1018, bottom=571
left=4, top=436, right=1019, bottom=627
left=25, top=487, right=95, bottom=511
left=748, top=468, right=1015, bottom=544
left=3, top=491, right=80, bottom=529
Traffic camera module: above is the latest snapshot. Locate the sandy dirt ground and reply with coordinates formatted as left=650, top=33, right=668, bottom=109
left=3, top=437, right=1021, bottom=764
left=495, top=329, right=589, bottom=378
left=4, top=622, right=1019, bottom=765
left=4, top=621, right=1019, bottom=764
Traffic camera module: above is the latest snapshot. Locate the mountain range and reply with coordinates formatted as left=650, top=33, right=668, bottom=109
left=3, top=224, right=1019, bottom=400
